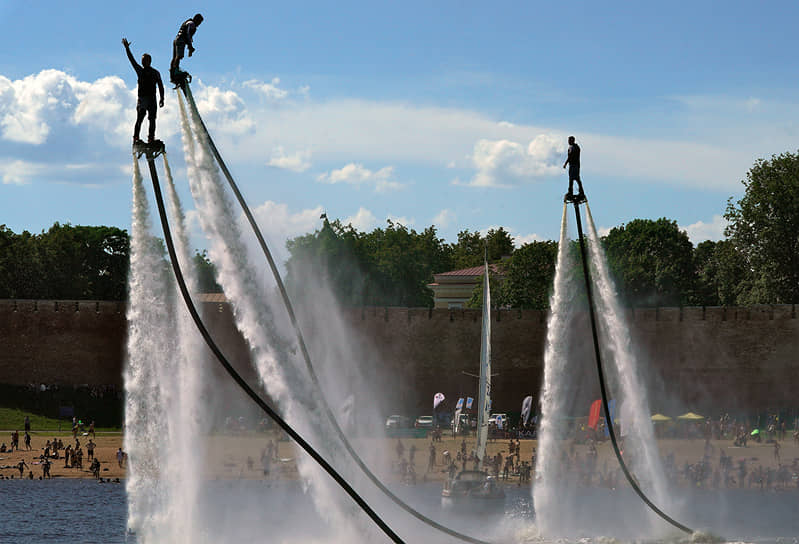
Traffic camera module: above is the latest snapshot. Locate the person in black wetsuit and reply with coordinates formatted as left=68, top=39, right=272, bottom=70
left=563, top=136, right=585, bottom=200
left=170, top=13, right=204, bottom=84
left=122, top=38, right=164, bottom=144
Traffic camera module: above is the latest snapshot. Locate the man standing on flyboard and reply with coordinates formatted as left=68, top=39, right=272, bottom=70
left=170, top=13, right=204, bottom=88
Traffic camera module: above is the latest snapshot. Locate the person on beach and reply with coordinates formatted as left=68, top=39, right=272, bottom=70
left=24, top=432, right=31, bottom=450
left=427, top=442, right=436, bottom=473
left=91, top=458, right=101, bottom=479
left=86, top=439, right=95, bottom=461
left=24, top=416, right=30, bottom=433
left=42, top=458, right=51, bottom=479
left=123, top=38, right=165, bottom=144
left=117, top=447, right=125, bottom=468
left=17, top=460, right=27, bottom=478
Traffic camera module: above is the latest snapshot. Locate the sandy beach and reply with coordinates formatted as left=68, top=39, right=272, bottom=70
left=2, top=431, right=797, bottom=488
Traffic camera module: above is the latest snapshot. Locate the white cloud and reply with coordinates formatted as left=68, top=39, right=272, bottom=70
left=0, top=69, right=781, bottom=197
left=317, top=163, right=404, bottom=192
left=268, top=146, right=311, bottom=172
left=243, top=78, right=289, bottom=101
left=248, top=201, right=324, bottom=261
left=388, top=214, right=414, bottom=227
left=433, top=208, right=456, bottom=228
left=193, top=83, right=255, bottom=137
left=466, top=134, right=564, bottom=187
left=345, top=207, right=377, bottom=231
left=681, top=214, right=728, bottom=243
left=512, top=232, right=543, bottom=246
left=0, top=70, right=134, bottom=145
left=0, top=159, right=44, bottom=184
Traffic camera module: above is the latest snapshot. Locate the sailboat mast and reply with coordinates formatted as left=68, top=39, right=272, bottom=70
left=476, top=260, right=491, bottom=471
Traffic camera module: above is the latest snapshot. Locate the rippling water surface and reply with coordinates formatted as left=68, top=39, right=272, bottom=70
left=0, top=479, right=796, bottom=543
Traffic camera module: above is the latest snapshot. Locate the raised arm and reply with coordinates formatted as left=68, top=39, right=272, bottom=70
left=122, top=38, right=142, bottom=74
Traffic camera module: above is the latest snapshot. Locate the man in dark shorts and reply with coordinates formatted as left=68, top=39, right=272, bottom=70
left=122, top=38, right=164, bottom=144
left=563, top=135, right=585, bottom=201
left=170, top=13, right=204, bottom=84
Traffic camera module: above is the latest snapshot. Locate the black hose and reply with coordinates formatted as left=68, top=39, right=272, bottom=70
left=138, top=151, right=405, bottom=544
left=570, top=199, right=693, bottom=535
left=180, top=84, right=496, bottom=544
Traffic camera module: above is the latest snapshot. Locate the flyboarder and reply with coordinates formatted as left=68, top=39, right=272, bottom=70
left=563, top=135, right=585, bottom=202
left=122, top=38, right=165, bottom=145
left=170, top=13, right=204, bottom=87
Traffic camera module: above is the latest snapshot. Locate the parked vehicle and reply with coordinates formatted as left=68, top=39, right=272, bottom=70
left=385, top=415, right=411, bottom=429
left=488, top=413, right=508, bottom=428
left=415, top=415, right=434, bottom=428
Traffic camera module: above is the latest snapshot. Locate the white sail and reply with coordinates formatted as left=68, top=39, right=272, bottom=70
left=476, top=260, right=491, bottom=470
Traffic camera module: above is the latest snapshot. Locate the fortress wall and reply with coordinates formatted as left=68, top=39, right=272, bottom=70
left=0, top=300, right=796, bottom=417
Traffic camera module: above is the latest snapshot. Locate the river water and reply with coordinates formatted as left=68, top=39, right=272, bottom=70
left=0, top=478, right=796, bottom=543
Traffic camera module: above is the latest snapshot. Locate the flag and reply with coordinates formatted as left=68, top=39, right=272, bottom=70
left=496, top=414, right=504, bottom=430
left=433, top=392, right=445, bottom=410
left=588, top=399, right=602, bottom=429
left=455, top=397, right=464, bottom=410
left=465, top=397, right=474, bottom=410
left=604, top=399, right=616, bottom=437
left=521, top=395, right=533, bottom=425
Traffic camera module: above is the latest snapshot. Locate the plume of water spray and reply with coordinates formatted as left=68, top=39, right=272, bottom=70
left=176, top=93, right=378, bottom=542
left=533, top=203, right=578, bottom=535
left=584, top=203, right=674, bottom=530
left=125, top=156, right=179, bottom=539
left=159, top=153, right=208, bottom=540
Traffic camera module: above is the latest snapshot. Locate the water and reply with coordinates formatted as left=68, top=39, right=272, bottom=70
left=1, top=479, right=797, bottom=543
left=584, top=203, right=672, bottom=521
left=0, top=479, right=128, bottom=543
left=534, top=203, right=579, bottom=534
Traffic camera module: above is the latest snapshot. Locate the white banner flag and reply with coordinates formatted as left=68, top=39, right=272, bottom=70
left=433, top=392, right=445, bottom=410
left=521, top=395, right=533, bottom=425
left=465, top=397, right=474, bottom=410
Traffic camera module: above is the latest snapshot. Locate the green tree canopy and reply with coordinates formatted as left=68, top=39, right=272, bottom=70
left=603, top=218, right=695, bottom=307
left=724, top=151, right=799, bottom=303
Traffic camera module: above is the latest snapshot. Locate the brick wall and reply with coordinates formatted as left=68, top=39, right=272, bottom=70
left=0, top=300, right=796, bottom=417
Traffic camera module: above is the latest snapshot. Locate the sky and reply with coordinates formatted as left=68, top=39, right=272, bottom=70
left=2, top=1, right=798, bottom=263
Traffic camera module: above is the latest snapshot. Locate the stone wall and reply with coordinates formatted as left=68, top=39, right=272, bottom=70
left=0, top=300, right=796, bottom=417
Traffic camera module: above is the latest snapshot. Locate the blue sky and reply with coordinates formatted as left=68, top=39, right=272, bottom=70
left=2, top=1, right=798, bottom=262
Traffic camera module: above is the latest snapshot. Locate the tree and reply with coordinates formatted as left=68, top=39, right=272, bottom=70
left=603, top=218, right=695, bottom=307
left=498, top=241, right=558, bottom=309
left=450, top=230, right=484, bottom=269
left=285, top=218, right=452, bottom=307
left=485, top=227, right=515, bottom=262
left=724, top=151, right=799, bottom=303
left=692, top=240, right=750, bottom=306
left=193, top=250, right=222, bottom=293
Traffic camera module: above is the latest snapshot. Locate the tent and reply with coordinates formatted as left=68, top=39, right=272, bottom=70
left=651, top=413, right=672, bottom=422
left=677, top=412, right=704, bottom=420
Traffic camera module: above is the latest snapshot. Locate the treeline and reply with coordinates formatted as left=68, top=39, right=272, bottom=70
left=2, top=152, right=797, bottom=307
left=0, top=223, right=219, bottom=300
left=285, top=151, right=799, bottom=308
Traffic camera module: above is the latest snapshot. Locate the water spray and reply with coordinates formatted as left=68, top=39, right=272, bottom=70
left=567, top=194, right=693, bottom=535
left=179, top=83, right=496, bottom=544
left=135, top=147, right=406, bottom=544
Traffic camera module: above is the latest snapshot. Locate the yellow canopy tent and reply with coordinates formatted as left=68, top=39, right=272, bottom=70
left=651, top=413, right=672, bottom=422
left=677, top=412, right=704, bottom=420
